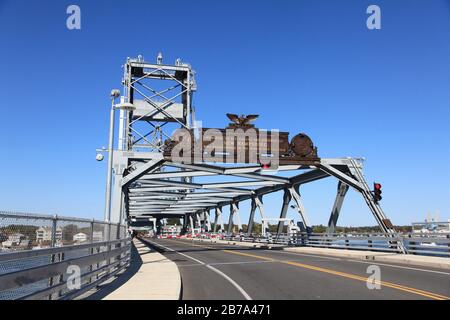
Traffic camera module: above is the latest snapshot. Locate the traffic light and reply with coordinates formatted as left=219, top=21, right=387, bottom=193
left=373, top=182, right=382, bottom=203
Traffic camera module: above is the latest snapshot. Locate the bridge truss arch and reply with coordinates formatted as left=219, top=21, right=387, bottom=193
left=103, top=54, right=403, bottom=251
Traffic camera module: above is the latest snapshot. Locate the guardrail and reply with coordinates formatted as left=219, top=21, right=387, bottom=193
left=216, top=232, right=450, bottom=257
left=0, top=211, right=131, bottom=300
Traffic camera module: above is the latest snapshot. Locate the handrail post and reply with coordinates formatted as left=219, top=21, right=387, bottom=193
left=48, top=214, right=58, bottom=300
left=447, top=234, right=450, bottom=255
left=89, top=219, right=95, bottom=284
left=409, top=234, right=415, bottom=255
left=107, top=222, right=113, bottom=276
left=116, top=223, right=122, bottom=269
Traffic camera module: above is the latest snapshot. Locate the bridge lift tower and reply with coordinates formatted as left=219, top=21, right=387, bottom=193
left=103, top=53, right=196, bottom=226
left=101, top=54, right=405, bottom=253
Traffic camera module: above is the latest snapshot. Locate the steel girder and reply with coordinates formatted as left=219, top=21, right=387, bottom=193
left=118, top=157, right=401, bottom=247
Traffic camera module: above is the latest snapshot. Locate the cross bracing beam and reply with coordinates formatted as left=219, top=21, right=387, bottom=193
left=164, top=162, right=291, bottom=183
left=202, top=181, right=279, bottom=188
left=128, top=179, right=256, bottom=194
left=135, top=177, right=280, bottom=189
left=289, top=185, right=310, bottom=228
left=130, top=209, right=196, bottom=214
left=128, top=186, right=253, bottom=193
left=193, top=168, right=330, bottom=212
left=165, top=162, right=309, bottom=174
left=317, top=163, right=364, bottom=192
left=138, top=170, right=216, bottom=179
left=130, top=191, right=239, bottom=198
left=164, top=205, right=215, bottom=209
left=121, top=158, right=165, bottom=187
left=129, top=199, right=178, bottom=205
left=128, top=193, right=238, bottom=202
left=123, top=159, right=370, bottom=221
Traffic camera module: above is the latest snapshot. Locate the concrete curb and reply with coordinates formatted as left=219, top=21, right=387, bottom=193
left=102, top=238, right=181, bottom=300
left=185, top=238, right=450, bottom=270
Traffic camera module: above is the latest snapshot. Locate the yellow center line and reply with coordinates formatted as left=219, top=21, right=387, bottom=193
left=221, top=248, right=449, bottom=300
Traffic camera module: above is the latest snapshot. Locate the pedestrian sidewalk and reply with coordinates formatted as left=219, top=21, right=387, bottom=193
left=94, top=238, right=181, bottom=300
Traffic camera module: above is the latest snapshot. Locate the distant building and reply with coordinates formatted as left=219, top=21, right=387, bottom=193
left=412, top=219, right=450, bottom=234
left=73, top=232, right=88, bottom=243
left=2, top=233, right=27, bottom=248
left=36, top=226, right=63, bottom=243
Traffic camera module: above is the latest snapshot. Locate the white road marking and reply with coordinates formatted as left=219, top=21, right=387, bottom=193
left=146, top=239, right=253, bottom=300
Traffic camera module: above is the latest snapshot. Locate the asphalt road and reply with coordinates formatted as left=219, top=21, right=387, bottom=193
left=144, top=238, right=450, bottom=300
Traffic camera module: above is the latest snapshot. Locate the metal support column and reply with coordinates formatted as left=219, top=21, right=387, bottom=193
left=255, top=196, right=265, bottom=220
left=227, top=205, right=234, bottom=234
left=277, top=188, right=292, bottom=235
left=247, top=197, right=257, bottom=235
left=326, top=181, right=349, bottom=234
left=189, top=214, right=194, bottom=236
left=195, top=213, right=202, bottom=229
left=205, top=210, right=212, bottom=232
left=214, top=207, right=224, bottom=233
left=182, top=214, right=188, bottom=234
left=233, top=202, right=242, bottom=233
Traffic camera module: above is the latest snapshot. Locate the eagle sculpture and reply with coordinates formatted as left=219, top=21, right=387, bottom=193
left=226, top=113, right=259, bottom=129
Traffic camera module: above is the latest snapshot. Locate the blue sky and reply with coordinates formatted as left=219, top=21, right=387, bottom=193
left=0, top=0, right=449, bottom=226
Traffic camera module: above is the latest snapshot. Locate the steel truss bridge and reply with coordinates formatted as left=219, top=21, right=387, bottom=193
left=104, top=54, right=403, bottom=251
left=2, top=54, right=450, bottom=301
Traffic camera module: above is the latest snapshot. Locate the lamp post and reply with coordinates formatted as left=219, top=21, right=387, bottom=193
left=104, top=89, right=120, bottom=222
left=104, top=91, right=136, bottom=223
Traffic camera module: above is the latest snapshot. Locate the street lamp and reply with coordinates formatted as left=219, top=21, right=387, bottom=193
left=104, top=89, right=121, bottom=222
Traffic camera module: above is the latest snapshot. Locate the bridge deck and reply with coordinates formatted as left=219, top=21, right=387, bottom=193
left=145, top=238, right=450, bottom=300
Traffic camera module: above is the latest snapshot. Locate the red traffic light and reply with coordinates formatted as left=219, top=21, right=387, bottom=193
left=373, top=182, right=382, bottom=203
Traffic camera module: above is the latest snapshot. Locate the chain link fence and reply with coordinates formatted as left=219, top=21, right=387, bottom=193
left=0, top=211, right=130, bottom=300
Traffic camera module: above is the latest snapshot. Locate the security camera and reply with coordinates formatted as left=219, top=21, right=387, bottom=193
left=96, top=153, right=104, bottom=161
left=110, top=89, right=121, bottom=98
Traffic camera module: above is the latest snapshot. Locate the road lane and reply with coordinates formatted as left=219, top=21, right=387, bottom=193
left=144, top=238, right=450, bottom=300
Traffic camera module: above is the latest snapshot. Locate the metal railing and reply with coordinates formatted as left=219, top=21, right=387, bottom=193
left=0, top=211, right=131, bottom=300
left=215, top=232, right=450, bottom=257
